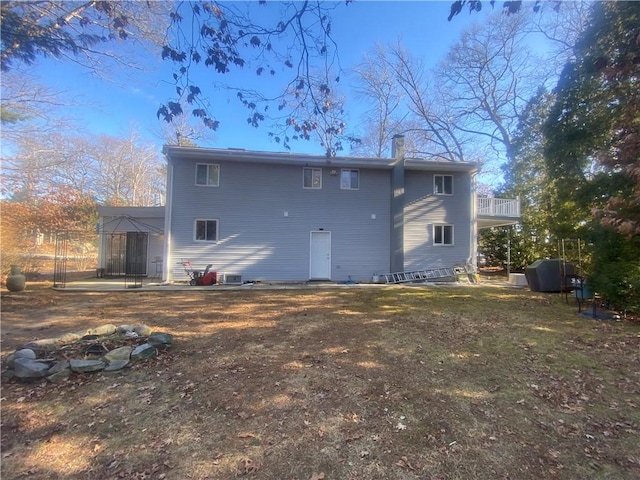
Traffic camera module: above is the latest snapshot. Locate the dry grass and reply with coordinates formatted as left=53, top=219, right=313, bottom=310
left=1, top=283, right=639, bottom=480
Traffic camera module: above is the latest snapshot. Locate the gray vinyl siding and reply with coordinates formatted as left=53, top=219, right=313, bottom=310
left=390, top=162, right=405, bottom=272
left=403, top=170, right=473, bottom=271
left=168, top=158, right=391, bottom=282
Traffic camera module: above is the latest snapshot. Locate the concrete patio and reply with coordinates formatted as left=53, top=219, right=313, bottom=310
left=49, top=275, right=517, bottom=292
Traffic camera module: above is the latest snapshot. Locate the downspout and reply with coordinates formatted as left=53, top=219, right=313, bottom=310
left=163, top=159, right=174, bottom=283
left=97, top=218, right=104, bottom=270
left=470, top=171, right=478, bottom=270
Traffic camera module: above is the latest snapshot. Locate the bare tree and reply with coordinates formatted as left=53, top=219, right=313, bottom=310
left=351, top=44, right=407, bottom=157
left=2, top=129, right=165, bottom=206
left=526, top=1, right=592, bottom=73
left=90, top=130, right=164, bottom=206
left=387, top=43, right=469, bottom=162
left=350, top=8, right=580, bottom=169
left=436, top=12, right=550, bottom=167
left=0, top=67, right=82, bottom=144
left=1, top=131, right=92, bottom=201
left=350, top=43, right=467, bottom=161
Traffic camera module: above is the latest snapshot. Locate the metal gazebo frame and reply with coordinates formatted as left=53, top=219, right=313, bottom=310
left=53, top=230, right=99, bottom=288
left=98, top=215, right=164, bottom=289
left=53, top=215, right=164, bottom=289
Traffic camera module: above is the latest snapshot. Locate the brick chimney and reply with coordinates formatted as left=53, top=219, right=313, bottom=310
left=391, top=134, right=405, bottom=161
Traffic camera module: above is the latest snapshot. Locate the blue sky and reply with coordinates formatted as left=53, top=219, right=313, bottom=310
left=29, top=1, right=474, bottom=156
left=27, top=0, right=475, bottom=153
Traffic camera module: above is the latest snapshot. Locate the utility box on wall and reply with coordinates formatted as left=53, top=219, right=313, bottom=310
left=222, top=274, right=242, bottom=285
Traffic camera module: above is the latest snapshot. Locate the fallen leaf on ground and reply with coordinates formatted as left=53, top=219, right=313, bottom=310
left=237, top=457, right=258, bottom=475
left=396, top=456, right=415, bottom=470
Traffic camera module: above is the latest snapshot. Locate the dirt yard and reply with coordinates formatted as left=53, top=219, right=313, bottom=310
left=1, top=282, right=639, bottom=479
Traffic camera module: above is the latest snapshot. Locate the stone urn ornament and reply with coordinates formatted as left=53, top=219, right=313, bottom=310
left=6, top=265, right=26, bottom=292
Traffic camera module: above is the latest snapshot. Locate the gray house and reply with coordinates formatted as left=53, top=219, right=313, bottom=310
left=161, top=136, right=520, bottom=284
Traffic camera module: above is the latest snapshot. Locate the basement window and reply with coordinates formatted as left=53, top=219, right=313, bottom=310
left=194, top=219, right=218, bottom=242
left=433, top=224, right=454, bottom=246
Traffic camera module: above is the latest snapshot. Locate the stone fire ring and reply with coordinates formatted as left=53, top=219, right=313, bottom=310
left=2, top=324, right=173, bottom=383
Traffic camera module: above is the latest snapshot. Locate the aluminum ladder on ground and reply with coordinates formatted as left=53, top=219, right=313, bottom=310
left=380, top=266, right=464, bottom=284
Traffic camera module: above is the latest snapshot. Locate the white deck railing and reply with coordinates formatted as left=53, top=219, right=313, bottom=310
left=478, top=196, right=520, bottom=217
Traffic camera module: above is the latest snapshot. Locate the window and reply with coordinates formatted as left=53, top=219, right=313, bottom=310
left=303, top=167, right=322, bottom=189
left=433, top=224, right=454, bottom=245
left=434, top=174, right=453, bottom=195
left=195, top=219, right=218, bottom=242
left=340, top=169, right=359, bottom=190
left=196, top=164, right=219, bottom=186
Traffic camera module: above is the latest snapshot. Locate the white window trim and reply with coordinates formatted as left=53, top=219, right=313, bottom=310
left=340, top=169, right=360, bottom=190
left=303, top=167, right=322, bottom=189
left=433, top=224, right=454, bottom=246
left=434, top=174, right=453, bottom=195
left=194, top=218, right=219, bottom=242
left=195, top=163, right=220, bottom=187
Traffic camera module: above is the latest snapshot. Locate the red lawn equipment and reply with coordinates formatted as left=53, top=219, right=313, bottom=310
left=181, top=260, right=216, bottom=286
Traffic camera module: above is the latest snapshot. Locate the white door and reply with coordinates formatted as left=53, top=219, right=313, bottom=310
left=309, top=231, right=331, bottom=280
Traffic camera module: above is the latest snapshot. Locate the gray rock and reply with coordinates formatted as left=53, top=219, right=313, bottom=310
left=104, top=346, right=133, bottom=363
left=130, top=343, right=157, bottom=361
left=73, top=328, right=90, bottom=337
left=14, top=358, right=51, bottom=378
left=148, top=332, right=173, bottom=347
left=48, top=360, right=70, bottom=375
left=4, top=353, right=16, bottom=369
left=15, top=348, right=36, bottom=360
left=104, top=360, right=129, bottom=372
left=23, top=338, right=59, bottom=351
left=116, top=325, right=135, bottom=334
left=8, top=349, right=38, bottom=370
left=85, top=324, right=117, bottom=337
left=47, top=369, right=71, bottom=383
left=19, top=345, right=48, bottom=357
left=1, top=369, right=15, bottom=382
left=57, top=332, right=82, bottom=344
left=69, top=359, right=106, bottom=373
left=133, top=325, right=152, bottom=336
